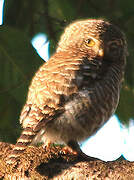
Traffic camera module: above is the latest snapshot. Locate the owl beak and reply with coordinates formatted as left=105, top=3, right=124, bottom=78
left=98, top=48, right=104, bottom=58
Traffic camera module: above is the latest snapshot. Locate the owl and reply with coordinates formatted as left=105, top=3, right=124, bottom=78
left=7, top=19, right=127, bottom=164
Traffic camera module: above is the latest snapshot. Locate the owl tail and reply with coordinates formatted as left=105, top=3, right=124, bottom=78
left=6, top=127, right=38, bottom=164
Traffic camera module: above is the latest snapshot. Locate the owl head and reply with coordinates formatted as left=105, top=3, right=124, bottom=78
left=57, top=19, right=127, bottom=63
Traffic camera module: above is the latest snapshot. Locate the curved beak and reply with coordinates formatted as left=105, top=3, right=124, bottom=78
left=98, top=48, right=104, bottom=57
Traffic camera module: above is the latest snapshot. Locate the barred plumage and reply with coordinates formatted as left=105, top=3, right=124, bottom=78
left=7, top=19, right=127, bottom=164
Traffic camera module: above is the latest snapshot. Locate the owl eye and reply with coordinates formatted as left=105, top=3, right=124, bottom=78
left=85, top=38, right=95, bottom=47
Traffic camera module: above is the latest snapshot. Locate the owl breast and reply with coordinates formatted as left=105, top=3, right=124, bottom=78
left=44, top=59, right=121, bottom=144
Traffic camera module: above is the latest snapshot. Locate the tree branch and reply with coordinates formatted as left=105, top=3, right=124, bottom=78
left=0, top=142, right=134, bottom=179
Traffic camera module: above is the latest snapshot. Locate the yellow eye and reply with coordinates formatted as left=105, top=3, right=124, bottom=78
left=85, top=38, right=95, bottom=47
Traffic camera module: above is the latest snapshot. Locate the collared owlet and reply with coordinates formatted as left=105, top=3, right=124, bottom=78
left=7, top=19, right=127, bottom=164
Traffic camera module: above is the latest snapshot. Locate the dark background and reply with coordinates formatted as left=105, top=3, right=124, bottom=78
left=0, top=0, right=134, bottom=143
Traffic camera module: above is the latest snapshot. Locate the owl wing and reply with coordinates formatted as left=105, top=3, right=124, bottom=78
left=20, top=55, right=102, bottom=129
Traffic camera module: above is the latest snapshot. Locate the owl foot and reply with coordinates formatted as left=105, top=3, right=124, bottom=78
left=62, top=146, right=78, bottom=155
left=67, top=140, right=101, bottom=161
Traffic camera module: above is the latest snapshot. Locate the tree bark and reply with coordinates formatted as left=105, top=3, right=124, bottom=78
left=0, top=142, right=134, bottom=180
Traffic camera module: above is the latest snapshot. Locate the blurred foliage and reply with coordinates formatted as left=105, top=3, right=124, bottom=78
left=0, top=0, right=134, bottom=143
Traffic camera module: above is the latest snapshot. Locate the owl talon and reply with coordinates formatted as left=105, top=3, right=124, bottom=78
left=62, top=146, right=78, bottom=155
left=43, top=140, right=52, bottom=149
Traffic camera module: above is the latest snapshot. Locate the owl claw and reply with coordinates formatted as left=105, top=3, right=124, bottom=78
left=62, top=146, right=78, bottom=155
